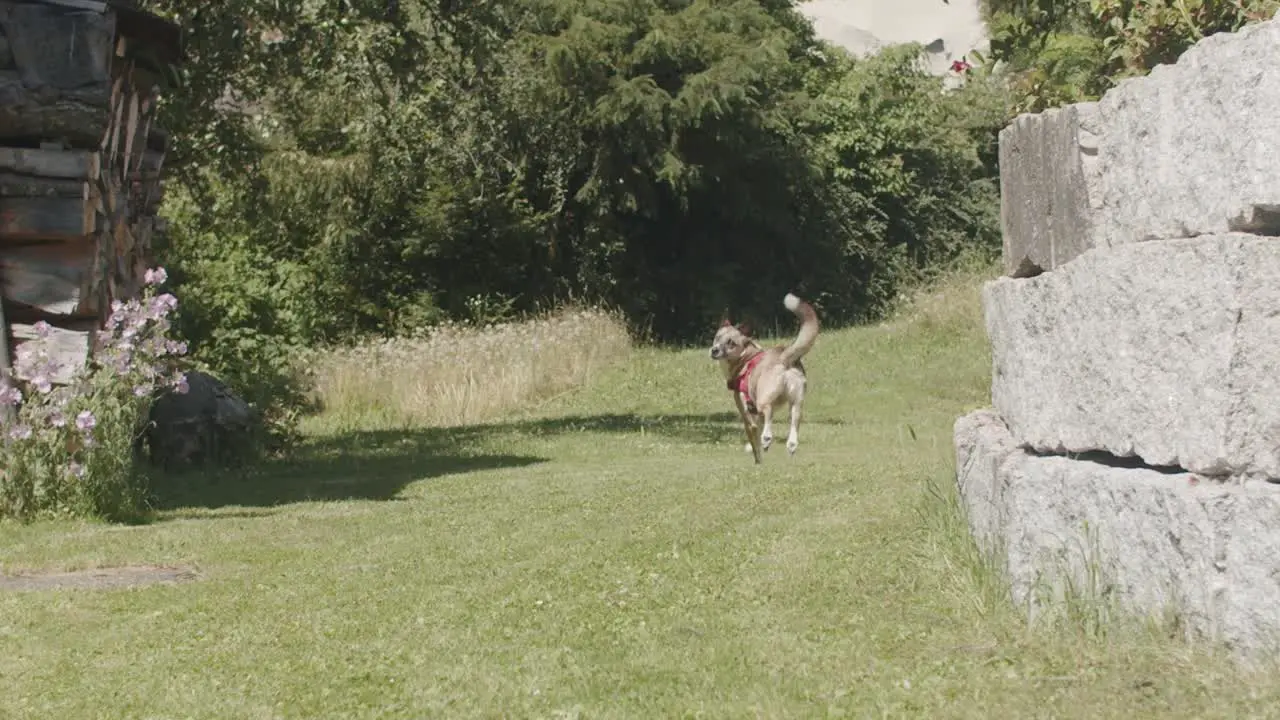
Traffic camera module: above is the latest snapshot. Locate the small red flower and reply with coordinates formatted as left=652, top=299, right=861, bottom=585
left=950, top=58, right=972, bottom=74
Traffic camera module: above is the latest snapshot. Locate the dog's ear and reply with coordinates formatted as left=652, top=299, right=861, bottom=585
left=719, top=306, right=734, bottom=327
left=736, top=322, right=753, bottom=337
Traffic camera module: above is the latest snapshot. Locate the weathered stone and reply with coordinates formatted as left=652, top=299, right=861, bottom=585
left=955, top=408, right=1280, bottom=658
left=146, top=371, right=257, bottom=470
left=1096, top=15, right=1280, bottom=246
left=996, top=13, right=1280, bottom=275
left=985, top=233, right=1280, bottom=479
left=998, top=102, right=1101, bottom=277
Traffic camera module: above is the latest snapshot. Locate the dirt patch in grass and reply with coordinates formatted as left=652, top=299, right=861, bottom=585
left=0, top=565, right=198, bottom=591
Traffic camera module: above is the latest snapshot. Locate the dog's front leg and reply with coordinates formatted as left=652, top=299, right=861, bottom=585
left=734, top=393, right=763, bottom=464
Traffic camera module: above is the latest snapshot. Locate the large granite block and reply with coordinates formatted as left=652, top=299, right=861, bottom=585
left=998, top=103, right=1101, bottom=277
left=997, top=13, right=1280, bottom=275
left=1097, top=15, right=1280, bottom=246
left=985, top=233, right=1280, bottom=479
left=955, top=409, right=1280, bottom=657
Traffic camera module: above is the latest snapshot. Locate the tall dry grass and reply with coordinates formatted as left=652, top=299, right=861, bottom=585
left=891, top=254, right=999, bottom=339
left=305, top=307, right=632, bottom=429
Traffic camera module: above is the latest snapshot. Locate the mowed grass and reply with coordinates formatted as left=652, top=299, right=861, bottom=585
left=1, top=268, right=1279, bottom=718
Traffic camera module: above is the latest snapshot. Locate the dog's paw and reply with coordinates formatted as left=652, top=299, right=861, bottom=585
left=786, top=437, right=798, bottom=455
left=761, top=432, right=773, bottom=451
left=744, top=442, right=754, bottom=454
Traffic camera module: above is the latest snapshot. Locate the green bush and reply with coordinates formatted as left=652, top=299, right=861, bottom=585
left=0, top=276, right=189, bottom=522
left=138, top=0, right=1007, bottom=429
left=982, top=0, right=1280, bottom=112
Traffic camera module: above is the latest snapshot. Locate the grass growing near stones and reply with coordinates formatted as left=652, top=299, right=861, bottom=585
left=1, top=263, right=1279, bottom=718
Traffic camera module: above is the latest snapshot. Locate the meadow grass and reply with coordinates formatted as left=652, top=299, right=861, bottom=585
left=1, top=265, right=1278, bottom=718
left=304, top=306, right=632, bottom=432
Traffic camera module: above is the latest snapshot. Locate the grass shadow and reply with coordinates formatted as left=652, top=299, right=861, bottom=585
left=422, top=411, right=847, bottom=444
left=151, top=431, right=548, bottom=513
left=311, top=411, right=842, bottom=451
left=150, top=411, right=843, bottom=514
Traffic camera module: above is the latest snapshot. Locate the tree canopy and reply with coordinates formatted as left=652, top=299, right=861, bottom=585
left=136, top=0, right=1008, bottom=432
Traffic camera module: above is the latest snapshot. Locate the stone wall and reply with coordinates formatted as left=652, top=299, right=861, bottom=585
left=957, top=11, right=1280, bottom=658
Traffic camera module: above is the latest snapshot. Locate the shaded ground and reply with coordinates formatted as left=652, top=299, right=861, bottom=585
left=149, top=412, right=849, bottom=512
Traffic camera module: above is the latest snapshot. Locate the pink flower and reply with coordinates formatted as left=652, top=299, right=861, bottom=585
left=48, top=410, right=66, bottom=428
left=8, top=424, right=31, bottom=440
left=151, top=293, right=179, bottom=317
left=31, top=374, right=52, bottom=394
left=75, top=410, right=96, bottom=431
left=144, top=267, right=168, bottom=286
left=32, top=320, right=51, bottom=339
left=173, top=373, right=190, bottom=395
left=0, top=384, right=20, bottom=406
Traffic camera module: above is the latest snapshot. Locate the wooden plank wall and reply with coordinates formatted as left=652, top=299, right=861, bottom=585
left=0, top=0, right=171, bottom=386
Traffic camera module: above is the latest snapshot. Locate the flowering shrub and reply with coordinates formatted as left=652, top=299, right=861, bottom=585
left=0, top=267, right=189, bottom=522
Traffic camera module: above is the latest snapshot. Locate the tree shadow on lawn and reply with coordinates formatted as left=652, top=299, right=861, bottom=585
left=151, top=411, right=846, bottom=514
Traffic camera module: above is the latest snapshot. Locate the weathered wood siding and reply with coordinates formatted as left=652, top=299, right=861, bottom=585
left=0, top=0, right=179, bottom=387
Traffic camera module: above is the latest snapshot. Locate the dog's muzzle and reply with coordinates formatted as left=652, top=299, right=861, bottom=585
left=709, top=347, right=722, bottom=359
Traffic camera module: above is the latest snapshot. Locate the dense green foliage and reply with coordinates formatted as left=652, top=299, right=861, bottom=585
left=138, top=0, right=1008, bottom=433
left=982, top=0, right=1280, bottom=112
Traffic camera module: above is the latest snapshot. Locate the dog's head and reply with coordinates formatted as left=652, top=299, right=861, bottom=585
left=709, top=318, right=753, bottom=362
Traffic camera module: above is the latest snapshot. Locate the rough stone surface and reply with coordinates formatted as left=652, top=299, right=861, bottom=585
left=147, top=371, right=256, bottom=469
left=998, top=103, right=1101, bottom=277
left=985, top=233, right=1280, bottom=479
left=1096, top=15, right=1280, bottom=246
left=955, top=408, right=1280, bottom=657
left=995, top=13, right=1280, bottom=276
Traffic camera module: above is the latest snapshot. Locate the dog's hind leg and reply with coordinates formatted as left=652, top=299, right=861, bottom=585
left=786, top=401, right=802, bottom=455
left=785, top=374, right=805, bottom=455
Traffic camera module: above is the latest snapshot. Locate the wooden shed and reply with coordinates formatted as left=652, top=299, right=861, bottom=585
left=0, top=0, right=182, bottom=399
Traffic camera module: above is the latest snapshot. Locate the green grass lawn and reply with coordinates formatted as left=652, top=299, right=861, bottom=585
left=1, top=274, right=1277, bottom=718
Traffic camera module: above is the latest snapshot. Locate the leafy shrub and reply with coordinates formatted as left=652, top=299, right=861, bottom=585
left=803, top=44, right=1006, bottom=322
left=982, top=0, right=1280, bottom=112
left=0, top=271, right=189, bottom=522
left=137, top=0, right=1007, bottom=434
left=156, top=183, right=317, bottom=450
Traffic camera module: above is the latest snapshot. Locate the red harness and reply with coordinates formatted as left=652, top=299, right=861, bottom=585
left=727, top=352, right=766, bottom=413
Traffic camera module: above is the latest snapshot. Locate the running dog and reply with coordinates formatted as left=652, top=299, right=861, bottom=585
left=709, top=293, right=819, bottom=463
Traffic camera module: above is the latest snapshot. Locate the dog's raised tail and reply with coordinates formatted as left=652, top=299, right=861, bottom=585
left=780, top=293, right=819, bottom=367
